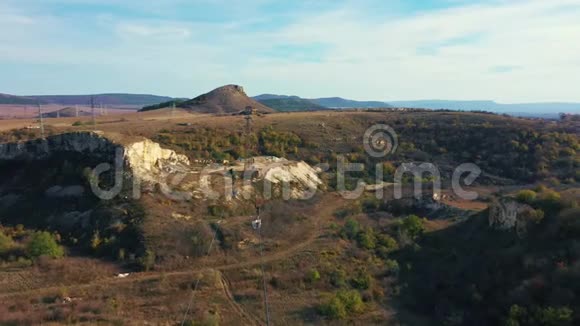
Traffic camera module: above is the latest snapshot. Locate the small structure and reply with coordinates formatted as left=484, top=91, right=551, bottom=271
left=251, top=217, right=262, bottom=230
left=243, top=106, right=256, bottom=115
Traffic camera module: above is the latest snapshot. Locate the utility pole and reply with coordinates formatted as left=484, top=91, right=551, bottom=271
left=75, top=105, right=79, bottom=118
left=171, top=101, right=175, bottom=118
left=91, top=96, right=96, bottom=127
left=37, top=102, right=45, bottom=138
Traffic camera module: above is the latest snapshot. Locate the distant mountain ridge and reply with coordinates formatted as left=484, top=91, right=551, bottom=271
left=0, top=93, right=176, bottom=107
left=0, top=93, right=39, bottom=105
left=254, top=95, right=329, bottom=112
left=388, top=100, right=580, bottom=114
left=252, top=94, right=391, bottom=110
left=309, top=97, right=392, bottom=108
left=30, top=94, right=175, bottom=106
left=253, top=94, right=580, bottom=116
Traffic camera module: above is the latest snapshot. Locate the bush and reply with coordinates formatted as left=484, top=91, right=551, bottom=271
left=341, top=218, right=360, bottom=240
left=321, top=296, right=347, bottom=319
left=351, top=269, right=372, bottom=290
left=356, top=228, right=376, bottom=250
left=306, top=268, right=321, bottom=283
left=26, top=231, right=64, bottom=258
left=521, top=208, right=545, bottom=225
left=385, top=259, right=400, bottom=275
left=330, top=269, right=348, bottom=288
left=516, top=189, right=537, bottom=204
left=0, top=232, right=14, bottom=253
left=506, top=305, right=573, bottom=326
left=320, top=290, right=364, bottom=319
left=400, top=215, right=425, bottom=240
left=139, top=250, right=156, bottom=271
left=376, top=234, right=398, bottom=252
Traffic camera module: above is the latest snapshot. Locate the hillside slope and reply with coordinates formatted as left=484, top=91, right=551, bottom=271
left=256, top=96, right=329, bottom=111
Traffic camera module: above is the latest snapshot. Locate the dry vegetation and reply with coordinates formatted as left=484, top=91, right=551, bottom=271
left=0, top=109, right=578, bottom=325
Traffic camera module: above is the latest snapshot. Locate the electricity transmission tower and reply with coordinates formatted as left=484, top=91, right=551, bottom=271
left=37, top=102, right=45, bottom=138
left=90, top=96, right=96, bottom=127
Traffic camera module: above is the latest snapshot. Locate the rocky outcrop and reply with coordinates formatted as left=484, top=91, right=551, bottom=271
left=124, top=138, right=190, bottom=182
left=489, top=198, right=534, bottom=235
left=0, top=131, right=117, bottom=160
left=0, top=133, right=323, bottom=200
left=0, top=132, right=189, bottom=184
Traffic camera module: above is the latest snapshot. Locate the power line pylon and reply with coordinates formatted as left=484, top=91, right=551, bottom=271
left=37, top=102, right=45, bottom=138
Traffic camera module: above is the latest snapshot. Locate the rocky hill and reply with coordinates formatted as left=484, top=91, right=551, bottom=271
left=178, top=85, right=274, bottom=114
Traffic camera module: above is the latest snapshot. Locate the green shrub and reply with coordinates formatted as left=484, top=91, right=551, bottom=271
left=356, top=228, right=376, bottom=250
left=385, top=259, right=400, bottom=275
left=534, top=306, right=573, bottom=326
left=27, top=231, right=64, bottom=258
left=306, top=268, right=321, bottom=283
left=330, top=269, right=347, bottom=288
left=341, top=218, right=360, bottom=240
left=320, top=290, right=364, bottom=319
left=516, top=189, right=537, bottom=203
left=321, top=296, right=347, bottom=319
left=400, top=215, right=425, bottom=240
left=351, top=269, right=372, bottom=290
left=0, top=232, right=14, bottom=253
left=376, top=234, right=398, bottom=253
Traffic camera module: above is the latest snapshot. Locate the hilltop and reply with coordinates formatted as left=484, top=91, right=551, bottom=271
left=141, top=85, right=275, bottom=114
left=179, top=85, right=274, bottom=114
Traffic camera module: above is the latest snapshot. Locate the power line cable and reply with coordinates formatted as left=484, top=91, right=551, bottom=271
left=180, top=221, right=220, bottom=326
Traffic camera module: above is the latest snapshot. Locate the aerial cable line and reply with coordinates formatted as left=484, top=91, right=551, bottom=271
left=252, top=208, right=271, bottom=326
left=180, top=220, right=220, bottom=326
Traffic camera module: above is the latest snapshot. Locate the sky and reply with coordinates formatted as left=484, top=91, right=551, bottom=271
left=1, top=0, right=580, bottom=103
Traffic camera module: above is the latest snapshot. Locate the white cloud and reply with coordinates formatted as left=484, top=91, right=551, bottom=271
left=116, top=22, right=191, bottom=40
left=0, top=0, right=579, bottom=102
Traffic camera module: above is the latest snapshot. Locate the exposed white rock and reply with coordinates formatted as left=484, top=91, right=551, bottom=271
left=488, top=199, right=532, bottom=231
left=124, top=139, right=190, bottom=182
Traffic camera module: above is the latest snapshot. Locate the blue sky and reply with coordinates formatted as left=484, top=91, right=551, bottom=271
left=1, top=0, right=579, bottom=102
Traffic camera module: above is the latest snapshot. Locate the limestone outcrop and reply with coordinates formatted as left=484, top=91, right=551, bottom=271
left=0, top=132, right=323, bottom=200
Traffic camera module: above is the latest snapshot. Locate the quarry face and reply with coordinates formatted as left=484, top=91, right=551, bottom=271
left=0, top=131, right=323, bottom=202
